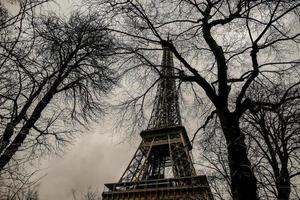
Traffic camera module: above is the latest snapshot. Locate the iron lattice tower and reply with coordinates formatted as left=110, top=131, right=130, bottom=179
left=102, top=42, right=214, bottom=200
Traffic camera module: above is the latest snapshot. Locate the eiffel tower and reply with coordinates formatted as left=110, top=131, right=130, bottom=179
left=102, top=41, right=214, bottom=200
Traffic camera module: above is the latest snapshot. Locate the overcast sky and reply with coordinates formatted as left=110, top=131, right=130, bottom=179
left=38, top=122, right=137, bottom=200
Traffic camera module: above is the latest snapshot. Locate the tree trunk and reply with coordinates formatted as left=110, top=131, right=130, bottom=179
left=219, top=112, right=258, bottom=200
left=0, top=87, right=56, bottom=171
left=276, top=167, right=291, bottom=200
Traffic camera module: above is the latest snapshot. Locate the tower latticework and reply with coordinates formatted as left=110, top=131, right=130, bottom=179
left=102, top=42, right=214, bottom=200
left=147, top=45, right=181, bottom=130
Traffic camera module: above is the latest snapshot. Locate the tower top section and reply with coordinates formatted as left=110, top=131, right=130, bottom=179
left=147, top=42, right=182, bottom=130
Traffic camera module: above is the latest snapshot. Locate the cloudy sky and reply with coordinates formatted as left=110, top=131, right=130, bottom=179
left=38, top=121, right=137, bottom=200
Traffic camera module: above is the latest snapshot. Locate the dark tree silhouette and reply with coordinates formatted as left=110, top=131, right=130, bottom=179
left=0, top=8, right=117, bottom=172
left=196, top=80, right=300, bottom=200
left=243, top=81, right=300, bottom=200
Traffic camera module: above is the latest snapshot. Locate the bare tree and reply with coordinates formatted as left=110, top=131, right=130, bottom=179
left=87, top=1, right=300, bottom=199
left=196, top=125, right=232, bottom=200
left=0, top=8, right=117, bottom=172
left=0, top=0, right=50, bottom=194
left=72, top=188, right=102, bottom=200
left=243, top=81, right=300, bottom=200
left=3, top=185, right=39, bottom=200
left=197, top=79, right=300, bottom=200
left=0, top=167, right=41, bottom=200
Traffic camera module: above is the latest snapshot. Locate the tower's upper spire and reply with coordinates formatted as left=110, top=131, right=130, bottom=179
left=147, top=42, right=182, bottom=129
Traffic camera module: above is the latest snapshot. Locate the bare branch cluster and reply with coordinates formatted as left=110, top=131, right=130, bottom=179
left=0, top=0, right=117, bottom=178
